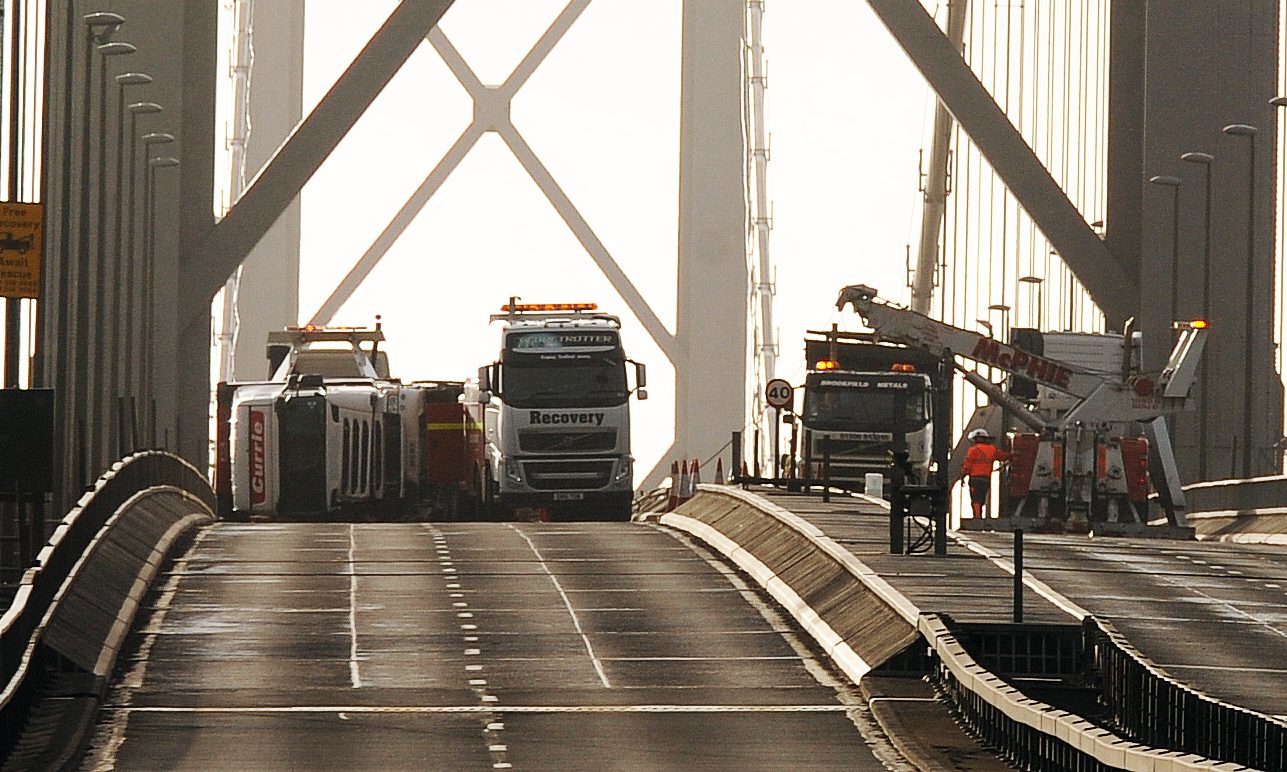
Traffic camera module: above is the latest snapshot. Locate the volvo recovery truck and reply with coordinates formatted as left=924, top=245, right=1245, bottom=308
left=462, top=302, right=646, bottom=521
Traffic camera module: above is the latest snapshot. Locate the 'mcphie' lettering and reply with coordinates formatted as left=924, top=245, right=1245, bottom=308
left=971, top=335, right=1073, bottom=390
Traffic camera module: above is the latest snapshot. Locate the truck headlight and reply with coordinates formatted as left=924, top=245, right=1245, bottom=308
left=504, top=459, right=523, bottom=484
left=613, top=457, right=633, bottom=483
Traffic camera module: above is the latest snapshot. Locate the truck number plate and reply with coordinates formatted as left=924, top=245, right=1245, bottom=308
left=554, top=492, right=585, bottom=501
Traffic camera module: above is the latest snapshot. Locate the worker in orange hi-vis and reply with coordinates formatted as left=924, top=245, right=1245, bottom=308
left=959, top=428, right=1009, bottom=518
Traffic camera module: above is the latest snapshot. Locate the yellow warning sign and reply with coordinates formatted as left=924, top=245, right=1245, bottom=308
left=0, top=202, right=42, bottom=299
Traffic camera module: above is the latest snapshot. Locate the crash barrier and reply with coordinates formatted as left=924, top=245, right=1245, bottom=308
left=0, top=451, right=215, bottom=767
left=663, top=486, right=1243, bottom=771
left=1184, top=475, right=1287, bottom=514
left=921, top=614, right=1229, bottom=771
left=1086, top=617, right=1287, bottom=770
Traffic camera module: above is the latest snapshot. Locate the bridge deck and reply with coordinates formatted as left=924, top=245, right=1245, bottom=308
left=85, top=521, right=903, bottom=770
left=756, top=490, right=1287, bottom=719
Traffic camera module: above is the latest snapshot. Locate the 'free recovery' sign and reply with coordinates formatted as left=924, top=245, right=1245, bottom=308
left=0, top=202, right=43, bottom=299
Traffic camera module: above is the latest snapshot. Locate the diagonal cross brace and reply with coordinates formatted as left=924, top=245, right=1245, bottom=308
left=865, top=0, right=1138, bottom=321
left=309, top=1, right=676, bottom=359
left=183, top=0, right=456, bottom=307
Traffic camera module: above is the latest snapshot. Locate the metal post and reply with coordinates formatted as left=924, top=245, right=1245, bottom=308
left=1182, top=151, right=1214, bottom=480
left=821, top=436, right=831, bottom=503
left=753, top=429, right=761, bottom=478
left=772, top=408, right=781, bottom=482
left=2, top=0, right=20, bottom=389
left=1222, top=124, right=1259, bottom=477
left=730, top=431, right=741, bottom=483
left=1013, top=528, right=1025, bottom=623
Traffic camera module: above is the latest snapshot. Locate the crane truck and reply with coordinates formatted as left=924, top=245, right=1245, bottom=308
left=462, top=302, right=646, bottom=521
left=835, top=284, right=1207, bottom=533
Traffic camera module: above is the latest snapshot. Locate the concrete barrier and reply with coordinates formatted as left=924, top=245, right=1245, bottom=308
left=663, top=485, right=1244, bottom=771
left=0, top=452, right=214, bottom=770
left=1183, top=476, right=1287, bottom=544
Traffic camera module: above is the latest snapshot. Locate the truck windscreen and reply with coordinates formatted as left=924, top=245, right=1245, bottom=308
left=503, top=353, right=628, bottom=408
left=803, top=378, right=929, bottom=431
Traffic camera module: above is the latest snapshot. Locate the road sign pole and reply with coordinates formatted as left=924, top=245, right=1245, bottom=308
left=772, top=407, right=781, bottom=481
left=4, top=299, right=18, bottom=388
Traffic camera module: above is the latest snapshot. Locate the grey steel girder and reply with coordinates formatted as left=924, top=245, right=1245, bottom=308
left=182, top=0, right=455, bottom=306
left=865, top=0, right=1137, bottom=321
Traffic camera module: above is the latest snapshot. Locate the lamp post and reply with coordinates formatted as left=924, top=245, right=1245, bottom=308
left=1148, top=175, right=1183, bottom=327
left=988, top=303, right=1012, bottom=342
left=111, top=72, right=151, bottom=406
left=71, top=12, right=123, bottom=486
left=1222, top=123, right=1259, bottom=477
left=1018, top=275, right=1044, bottom=331
left=143, top=156, right=179, bottom=446
left=92, top=41, right=135, bottom=464
left=122, top=107, right=163, bottom=398
left=1181, top=151, right=1214, bottom=480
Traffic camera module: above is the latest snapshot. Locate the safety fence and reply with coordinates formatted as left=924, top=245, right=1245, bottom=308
left=1086, top=616, right=1287, bottom=770
left=0, top=451, right=214, bottom=762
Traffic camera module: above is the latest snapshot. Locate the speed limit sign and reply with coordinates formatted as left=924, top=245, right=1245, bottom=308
left=765, top=378, right=793, bottom=410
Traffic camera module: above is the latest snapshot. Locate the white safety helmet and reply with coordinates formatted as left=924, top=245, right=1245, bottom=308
left=968, top=428, right=992, bottom=441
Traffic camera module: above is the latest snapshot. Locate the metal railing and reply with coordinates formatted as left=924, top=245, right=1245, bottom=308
left=0, top=451, right=213, bottom=754
left=1086, top=616, right=1287, bottom=770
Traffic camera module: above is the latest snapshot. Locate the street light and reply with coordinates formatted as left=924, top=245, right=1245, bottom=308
left=988, top=303, right=1011, bottom=341
left=123, top=105, right=163, bottom=397
left=93, top=41, right=135, bottom=463
left=1148, top=175, right=1182, bottom=327
left=143, top=156, right=179, bottom=446
left=1222, top=123, right=1258, bottom=477
left=1181, top=151, right=1214, bottom=480
left=1018, top=275, right=1044, bottom=331
left=111, top=72, right=151, bottom=409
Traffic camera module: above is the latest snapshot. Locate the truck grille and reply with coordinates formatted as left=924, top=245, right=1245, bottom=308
left=522, top=459, right=614, bottom=490
left=519, top=430, right=617, bottom=453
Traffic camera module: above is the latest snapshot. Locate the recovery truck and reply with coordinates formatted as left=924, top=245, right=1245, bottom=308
left=835, top=284, right=1208, bottom=533
left=799, top=329, right=943, bottom=489
left=462, top=302, right=647, bottom=521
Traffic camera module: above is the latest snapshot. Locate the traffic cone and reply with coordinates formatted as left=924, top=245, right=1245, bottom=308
left=715, top=458, right=725, bottom=485
left=666, top=460, right=680, bottom=511
left=691, top=458, right=702, bottom=489
left=679, top=459, right=691, bottom=503
left=741, top=461, right=749, bottom=479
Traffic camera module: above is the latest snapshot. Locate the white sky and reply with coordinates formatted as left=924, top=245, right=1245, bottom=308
left=285, top=0, right=931, bottom=482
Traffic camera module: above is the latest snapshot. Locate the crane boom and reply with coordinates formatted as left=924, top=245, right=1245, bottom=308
left=836, top=284, right=1206, bottom=426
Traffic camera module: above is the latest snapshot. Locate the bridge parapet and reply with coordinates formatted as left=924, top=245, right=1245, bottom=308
left=0, top=451, right=214, bottom=767
left=1183, top=476, right=1287, bottom=542
left=661, top=485, right=1258, bottom=770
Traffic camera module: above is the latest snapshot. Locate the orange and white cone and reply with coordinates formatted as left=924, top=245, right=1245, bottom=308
left=715, top=458, right=725, bottom=485
left=679, top=459, right=691, bottom=503
left=691, top=458, right=702, bottom=490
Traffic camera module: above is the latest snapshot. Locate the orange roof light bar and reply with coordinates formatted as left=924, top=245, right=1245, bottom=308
left=1172, top=319, right=1209, bottom=330
left=500, top=302, right=598, bottom=313
left=814, top=359, right=840, bottom=371
left=891, top=363, right=917, bottom=373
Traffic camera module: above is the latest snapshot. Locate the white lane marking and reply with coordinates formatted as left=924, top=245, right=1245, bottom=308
left=461, top=624, right=478, bottom=630
left=458, top=612, right=474, bottom=618
left=348, top=524, right=362, bottom=689
left=507, top=524, right=612, bottom=688
left=482, top=695, right=499, bottom=703
left=338, top=712, right=349, bottom=720
left=466, top=664, right=483, bottom=671
left=465, top=649, right=481, bottom=655
left=111, top=704, right=853, bottom=714
left=489, top=744, right=508, bottom=752
left=470, top=679, right=488, bottom=686
left=488, top=722, right=505, bottom=730
left=1151, top=569, right=1287, bottom=641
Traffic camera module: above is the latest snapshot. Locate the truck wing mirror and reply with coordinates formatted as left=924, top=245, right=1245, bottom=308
left=636, top=388, right=648, bottom=401
left=477, top=365, right=491, bottom=393
left=630, top=359, right=647, bottom=389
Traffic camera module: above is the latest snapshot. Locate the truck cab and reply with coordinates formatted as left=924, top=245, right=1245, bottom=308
left=463, top=302, right=645, bottom=521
